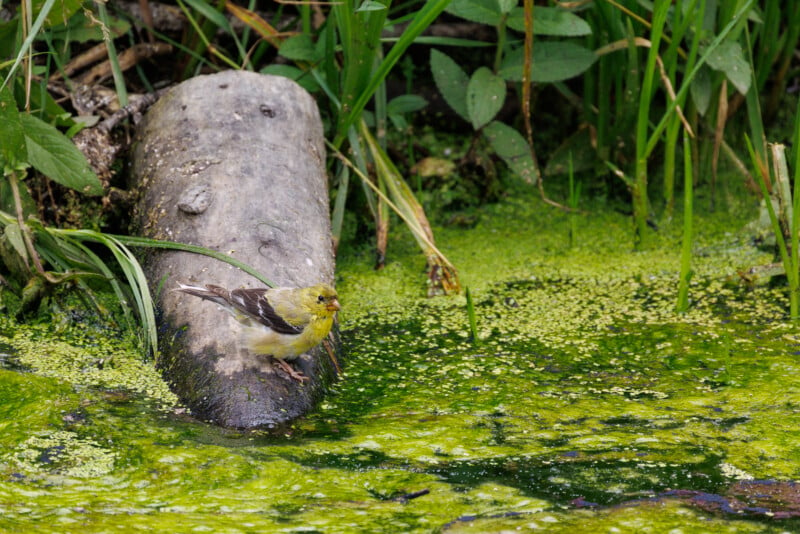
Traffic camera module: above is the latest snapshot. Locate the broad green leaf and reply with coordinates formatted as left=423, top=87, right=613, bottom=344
left=20, top=114, right=103, bottom=196
left=260, top=65, right=320, bottom=93
left=445, top=0, right=503, bottom=26
left=690, top=65, right=712, bottom=116
left=499, top=41, right=596, bottom=82
left=483, top=120, right=537, bottom=184
left=32, top=0, right=82, bottom=27
left=44, top=10, right=130, bottom=43
left=386, top=94, right=428, bottom=115
left=278, top=34, right=320, bottom=62
left=467, top=67, right=506, bottom=130
left=507, top=6, right=591, bottom=36
left=430, top=49, right=470, bottom=122
left=0, top=85, right=27, bottom=173
left=705, top=40, right=751, bottom=95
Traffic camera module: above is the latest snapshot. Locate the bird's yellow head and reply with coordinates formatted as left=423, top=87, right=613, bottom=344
left=304, top=284, right=340, bottom=319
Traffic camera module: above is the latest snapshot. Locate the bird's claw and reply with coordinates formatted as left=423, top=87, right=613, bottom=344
left=274, top=358, right=309, bottom=383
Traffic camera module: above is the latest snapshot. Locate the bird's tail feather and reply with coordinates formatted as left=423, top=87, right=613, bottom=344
left=174, top=283, right=232, bottom=308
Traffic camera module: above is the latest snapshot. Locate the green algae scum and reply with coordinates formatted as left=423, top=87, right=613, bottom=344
left=3, top=197, right=800, bottom=532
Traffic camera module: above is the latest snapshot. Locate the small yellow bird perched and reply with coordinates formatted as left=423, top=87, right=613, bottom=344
left=176, top=282, right=340, bottom=382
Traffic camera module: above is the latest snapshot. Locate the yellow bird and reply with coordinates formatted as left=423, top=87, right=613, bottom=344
left=176, top=283, right=340, bottom=382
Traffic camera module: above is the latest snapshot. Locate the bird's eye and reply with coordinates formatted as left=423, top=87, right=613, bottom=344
left=317, top=295, right=325, bottom=303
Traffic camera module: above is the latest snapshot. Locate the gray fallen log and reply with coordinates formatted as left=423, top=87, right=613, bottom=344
left=130, top=70, right=337, bottom=429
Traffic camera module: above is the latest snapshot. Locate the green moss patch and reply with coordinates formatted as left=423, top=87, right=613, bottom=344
left=2, top=195, right=799, bottom=532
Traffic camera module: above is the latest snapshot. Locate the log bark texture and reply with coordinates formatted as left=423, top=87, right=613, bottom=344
left=130, top=70, right=335, bottom=429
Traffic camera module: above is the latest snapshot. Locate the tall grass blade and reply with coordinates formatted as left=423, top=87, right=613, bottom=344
left=333, top=0, right=451, bottom=147
left=1, top=0, right=55, bottom=91
left=676, top=131, right=693, bottom=313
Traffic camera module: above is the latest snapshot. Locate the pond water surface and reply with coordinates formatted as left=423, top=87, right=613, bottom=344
left=2, top=197, right=800, bottom=532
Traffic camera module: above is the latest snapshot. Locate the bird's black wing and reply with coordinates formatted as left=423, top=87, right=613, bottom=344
left=229, top=288, right=303, bottom=335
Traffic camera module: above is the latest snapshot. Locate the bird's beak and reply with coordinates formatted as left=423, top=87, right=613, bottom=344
left=327, top=299, right=341, bottom=312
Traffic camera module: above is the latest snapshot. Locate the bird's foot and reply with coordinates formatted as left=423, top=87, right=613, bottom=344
left=274, top=358, right=309, bottom=383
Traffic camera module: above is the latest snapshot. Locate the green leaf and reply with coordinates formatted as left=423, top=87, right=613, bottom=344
left=430, top=49, right=470, bottom=122
left=278, top=34, right=320, bottom=62
left=691, top=66, right=712, bottom=116
left=497, top=0, right=517, bottom=14
left=0, top=85, right=27, bottom=174
left=2, top=0, right=56, bottom=90
left=483, top=120, right=537, bottom=184
left=705, top=40, right=751, bottom=95
left=544, top=127, right=597, bottom=176
left=14, top=78, right=74, bottom=128
left=0, top=19, right=19, bottom=59
left=387, top=94, right=428, bottom=115
left=182, top=0, right=232, bottom=32
left=0, top=177, right=37, bottom=218
left=356, top=0, right=388, bottom=11
left=20, top=114, right=103, bottom=196
left=499, top=41, right=597, bottom=82
left=467, top=67, right=506, bottom=130
left=507, top=6, right=591, bottom=36
left=32, top=0, right=83, bottom=28
left=446, top=0, right=503, bottom=26
left=2, top=222, right=28, bottom=264
left=44, top=9, right=130, bottom=43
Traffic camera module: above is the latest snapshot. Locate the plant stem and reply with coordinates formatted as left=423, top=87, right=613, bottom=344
left=677, top=131, right=693, bottom=313
left=466, top=287, right=478, bottom=344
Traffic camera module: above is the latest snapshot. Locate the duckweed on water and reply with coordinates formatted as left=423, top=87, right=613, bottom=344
left=2, top=196, right=800, bottom=532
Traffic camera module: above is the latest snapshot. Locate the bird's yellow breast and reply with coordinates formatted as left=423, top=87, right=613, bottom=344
left=244, top=314, right=334, bottom=360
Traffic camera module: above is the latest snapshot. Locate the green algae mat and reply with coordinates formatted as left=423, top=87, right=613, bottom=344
left=2, top=197, right=800, bottom=533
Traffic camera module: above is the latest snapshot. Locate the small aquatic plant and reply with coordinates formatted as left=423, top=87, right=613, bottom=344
left=676, top=131, right=694, bottom=314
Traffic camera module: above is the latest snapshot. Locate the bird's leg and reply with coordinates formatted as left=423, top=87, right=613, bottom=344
left=273, top=357, right=309, bottom=382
